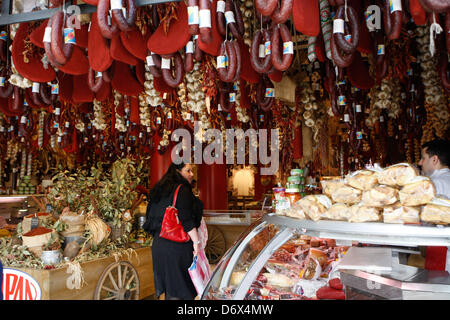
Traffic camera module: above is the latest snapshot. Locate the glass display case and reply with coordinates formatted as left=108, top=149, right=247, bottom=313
left=201, top=214, right=450, bottom=300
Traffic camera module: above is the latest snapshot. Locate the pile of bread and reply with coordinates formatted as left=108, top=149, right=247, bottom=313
left=285, top=163, right=450, bottom=225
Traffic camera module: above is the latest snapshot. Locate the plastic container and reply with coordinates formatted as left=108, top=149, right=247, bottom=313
left=285, top=188, right=301, bottom=206
left=290, top=169, right=304, bottom=176
left=287, top=176, right=301, bottom=184
left=272, top=187, right=288, bottom=215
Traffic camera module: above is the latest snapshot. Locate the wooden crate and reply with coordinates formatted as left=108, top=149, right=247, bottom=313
left=16, top=247, right=155, bottom=300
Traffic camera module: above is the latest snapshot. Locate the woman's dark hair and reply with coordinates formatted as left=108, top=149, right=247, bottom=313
left=148, top=162, right=191, bottom=203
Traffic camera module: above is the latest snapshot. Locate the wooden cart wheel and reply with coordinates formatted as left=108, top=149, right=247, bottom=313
left=205, top=225, right=226, bottom=264
left=94, top=261, right=140, bottom=300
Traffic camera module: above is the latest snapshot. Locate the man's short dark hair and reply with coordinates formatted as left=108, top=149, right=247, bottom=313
left=422, top=139, right=450, bottom=167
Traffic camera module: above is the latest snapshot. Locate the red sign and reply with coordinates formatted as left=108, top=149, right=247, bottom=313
left=2, top=268, right=42, bottom=300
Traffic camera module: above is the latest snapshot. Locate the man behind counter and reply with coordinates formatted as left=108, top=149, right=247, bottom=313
left=418, top=139, right=450, bottom=273
left=418, top=139, right=450, bottom=199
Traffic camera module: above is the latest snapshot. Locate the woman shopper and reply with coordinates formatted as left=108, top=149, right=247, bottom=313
left=143, top=162, right=203, bottom=300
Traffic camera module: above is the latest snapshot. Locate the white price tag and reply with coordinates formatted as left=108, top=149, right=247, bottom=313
left=55, top=107, right=61, bottom=115
left=356, top=104, right=362, bottom=113
left=96, top=71, right=102, bottom=78
left=32, top=82, right=40, bottom=93
left=377, top=44, right=385, bottom=55
left=188, top=6, right=199, bottom=25
left=161, top=58, right=171, bottom=69
left=344, top=114, right=350, bottom=122
left=43, top=27, right=52, bottom=43
left=283, top=41, right=294, bottom=55
left=110, top=0, right=123, bottom=10
left=333, top=19, right=345, bottom=34
left=259, top=44, right=265, bottom=58
left=217, top=55, right=227, bottom=69
left=20, top=116, right=27, bottom=124
left=389, top=0, right=402, bottom=13
left=225, top=11, right=235, bottom=24
left=217, top=0, right=225, bottom=13
left=146, top=55, right=154, bottom=66
left=186, top=41, right=194, bottom=54
left=229, top=92, right=236, bottom=102
left=264, top=41, right=271, bottom=55
left=0, top=77, right=5, bottom=87
left=199, top=9, right=211, bottom=28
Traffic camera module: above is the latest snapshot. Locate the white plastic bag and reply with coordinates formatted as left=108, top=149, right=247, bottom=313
left=198, top=218, right=208, bottom=249
left=188, top=249, right=212, bottom=297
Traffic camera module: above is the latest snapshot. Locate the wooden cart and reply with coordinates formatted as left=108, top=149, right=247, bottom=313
left=12, top=247, right=155, bottom=300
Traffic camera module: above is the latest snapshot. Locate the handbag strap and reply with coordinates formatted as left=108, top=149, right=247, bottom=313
left=172, top=184, right=182, bottom=207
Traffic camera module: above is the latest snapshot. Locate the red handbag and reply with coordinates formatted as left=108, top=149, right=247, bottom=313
left=159, top=184, right=190, bottom=242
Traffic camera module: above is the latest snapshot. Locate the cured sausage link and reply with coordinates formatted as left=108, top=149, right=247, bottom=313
left=333, top=5, right=359, bottom=54
left=255, top=0, right=278, bottom=16
left=271, top=24, right=294, bottom=71
left=51, top=11, right=74, bottom=65
left=199, top=0, right=212, bottom=43
left=111, top=0, right=137, bottom=32
left=161, top=52, right=185, bottom=87
left=97, top=0, right=119, bottom=39
left=250, top=29, right=272, bottom=74
left=271, top=0, right=293, bottom=24
left=217, top=41, right=237, bottom=82
left=383, top=0, right=403, bottom=40
left=88, top=67, right=104, bottom=93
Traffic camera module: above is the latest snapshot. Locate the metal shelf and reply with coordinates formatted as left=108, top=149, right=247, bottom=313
left=263, top=214, right=450, bottom=247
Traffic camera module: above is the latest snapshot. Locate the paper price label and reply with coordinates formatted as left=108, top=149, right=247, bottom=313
left=217, top=0, right=225, bottom=13
left=356, top=131, right=363, bottom=139
left=379, top=116, right=384, bottom=122
left=217, top=55, right=228, bottom=68
left=226, top=113, right=231, bottom=120
left=229, top=92, right=236, bottom=102
left=265, top=88, right=274, bottom=97
left=53, top=122, right=59, bottom=129
left=218, top=104, right=222, bottom=111
left=64, top=28, right=76, bottom=45
left=24, top=100, right=28, bottom=106
left=0, top=77, right=5, bottom=87
left=344, top=34, right=352, bottom=43
left=43, top=27, right=52, bottom=43
left=377, top=44, right=385, bottom=55
left=55, top=107, right=61, bottom=115
left=96, top=71, right=103, bottom=78
left=199, top=9, right=212, bottom=28
left=110, top=0, right=123, bottom=10
left=344, top=114, right=350, bottom=122
left=51, top=84, right=59, bottom=94
left=333, top=19, right=345, bottom=34
left=188, top=6, right=199, bottom=25
left=259, top=114, right=264, bottom=122
left=186, top=113, right=191, bottom=120
left=338, top=95, right=346, bottom=106
left=146, top=55, right=154, bottom=66
left=355, top=104, right=362, bottom=113
left=233, top=83, right=238, bottom=91
left=186, top=41, right=194, bottom=54
left=167, top=112, right=172, bottom=119
left=389, top=0, right=402, bottom=13
left=161, top=58, right=171, bottom=69
left=225, top=11, right=235, bottom=24
left=0, top=31, right=7, bottom=41
left=32, top=82, right=40, bottom=93
left=20, top=116, right=27, bottom=124
left=283, top=41, right=294, bottom=55
left=264, top=41, right=271, bottom=55
left=156, top=117, right=161, bottom=124
left=259, top=44, right=265, bottom=58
